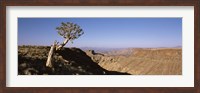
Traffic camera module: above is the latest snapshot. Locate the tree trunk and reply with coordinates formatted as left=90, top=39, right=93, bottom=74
left=46, top=38, right=69, bottom=67
left=46, top=41, right=57, bottom=68
left=56, top=38, right=70, bottom=51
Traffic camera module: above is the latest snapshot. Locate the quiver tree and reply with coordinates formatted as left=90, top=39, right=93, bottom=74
left=46, top=22, right=84, bottom=67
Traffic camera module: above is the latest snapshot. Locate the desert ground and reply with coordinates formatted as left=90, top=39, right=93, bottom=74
left=18, top=46, right=182, bottom=75
left=86, top=48, right=182, bottom=75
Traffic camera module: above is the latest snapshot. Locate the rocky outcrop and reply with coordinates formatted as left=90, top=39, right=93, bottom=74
left=18, top=46, right=130, bottom=75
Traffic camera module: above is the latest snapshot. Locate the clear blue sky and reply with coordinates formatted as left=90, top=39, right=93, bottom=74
left=18, top=18, right=182, bottom=48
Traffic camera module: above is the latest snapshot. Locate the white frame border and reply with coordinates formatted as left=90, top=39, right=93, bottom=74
left=6, top=6, right=194, bottom=87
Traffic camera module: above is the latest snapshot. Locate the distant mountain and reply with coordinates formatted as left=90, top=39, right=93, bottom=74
left=80, top=46, right=182, bottom=56
left=103, top=48, right=134, bottom=56
left=79, top=47, right=125, bottom=53
left=174, top=46, right=182, bottom=48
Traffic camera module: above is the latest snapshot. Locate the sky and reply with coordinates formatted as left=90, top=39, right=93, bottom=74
left=18, top=18, right=182, bottom=48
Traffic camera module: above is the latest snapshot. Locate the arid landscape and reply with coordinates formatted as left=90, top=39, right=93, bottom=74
left=18, top=18, right=182, bottom=75
left=85, top=48, right=182, bottom=75
left=18, top=46, right=182, bottom=75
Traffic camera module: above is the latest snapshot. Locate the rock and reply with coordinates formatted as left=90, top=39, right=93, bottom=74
left=24, top=68, right=39, bottom=75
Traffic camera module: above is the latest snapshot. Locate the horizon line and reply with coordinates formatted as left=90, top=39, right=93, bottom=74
left=18, top=45, right=182, bottom=48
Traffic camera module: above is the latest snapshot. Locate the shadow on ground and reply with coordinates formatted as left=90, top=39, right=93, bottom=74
left=18, top=46, right=130, bottom=75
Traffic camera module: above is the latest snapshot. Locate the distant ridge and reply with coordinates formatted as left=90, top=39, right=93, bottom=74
left=174, top=46, right=182, bottom=48
left=80, top=47, right=125, bottom=53
left=80, top=46, right=182, bottom=55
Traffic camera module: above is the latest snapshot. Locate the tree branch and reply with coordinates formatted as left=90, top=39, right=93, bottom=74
left=56, top=38, right=70, bottom=51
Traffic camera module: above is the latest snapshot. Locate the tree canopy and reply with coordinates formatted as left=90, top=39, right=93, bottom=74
left=56, top=22, right=84, bottom=43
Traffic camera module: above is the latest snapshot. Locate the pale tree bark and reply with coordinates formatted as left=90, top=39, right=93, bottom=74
left=46, top=38, right=70, bottom=68
left=56, top=38, right=70, bottom=51
left=46, top=41, right=57, bottom=68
